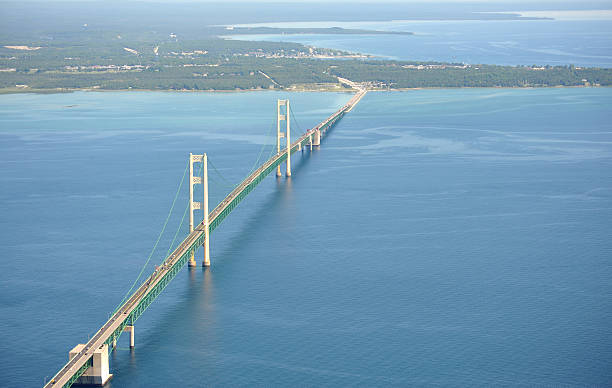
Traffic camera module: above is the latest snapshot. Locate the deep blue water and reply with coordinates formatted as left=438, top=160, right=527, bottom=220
left=1, top=88, right=612, bottom=387
left=228, top=15, right=612, bottom=67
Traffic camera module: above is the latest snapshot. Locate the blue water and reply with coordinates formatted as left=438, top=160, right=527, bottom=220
left=228, top=16, right=612, bottom=67
left=1, top=88, right=612, bottom=387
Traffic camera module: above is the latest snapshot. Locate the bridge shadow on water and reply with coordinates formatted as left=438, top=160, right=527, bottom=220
left=108, top=145, right=323, bottom=382
left=212, top=146, right=319, bottom=264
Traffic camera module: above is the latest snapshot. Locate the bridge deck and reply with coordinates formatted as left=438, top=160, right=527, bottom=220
left=45, top=88, right=366, bottom=388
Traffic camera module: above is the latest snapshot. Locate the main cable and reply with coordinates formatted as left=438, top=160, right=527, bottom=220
left=164, top=161, right=204, bottom=258
left=116, top=103, right=301, bottom=314
left=113, top=161, right=189, bottom=313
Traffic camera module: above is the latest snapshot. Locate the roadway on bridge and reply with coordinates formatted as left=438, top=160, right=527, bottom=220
left=45, top=86, right=366, bottom=388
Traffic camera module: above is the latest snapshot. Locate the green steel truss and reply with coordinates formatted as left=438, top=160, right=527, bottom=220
left=61, top=357, right=93, bottom=388
left=109, top=107, right=348, bottom=337
left=119, top=105, right=347, bottom=330
left=53, top=95, right=353, bottom=388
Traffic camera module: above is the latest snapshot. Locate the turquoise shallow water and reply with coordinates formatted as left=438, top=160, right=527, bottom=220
left=1, top=88, right=611, bottom=386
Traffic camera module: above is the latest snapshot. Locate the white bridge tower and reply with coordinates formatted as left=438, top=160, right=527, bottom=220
left=188, top=153, right=210, bottom=267
left=276, top=99, right=291, bottom=177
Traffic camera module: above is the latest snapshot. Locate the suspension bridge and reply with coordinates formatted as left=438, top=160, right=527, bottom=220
left=44, top=86, right=367, bottom=387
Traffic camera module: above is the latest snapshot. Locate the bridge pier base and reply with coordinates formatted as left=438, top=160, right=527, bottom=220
left=69, top=343, right=113, bottom=386
left=203, top=248, right=210, bottom=267
left=313, top=130, right=321, bottom=146
left=124, top=325, right=135, bottom=348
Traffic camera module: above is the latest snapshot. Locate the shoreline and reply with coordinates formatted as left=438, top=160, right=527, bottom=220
left=0, top=84, right=607, bottom=96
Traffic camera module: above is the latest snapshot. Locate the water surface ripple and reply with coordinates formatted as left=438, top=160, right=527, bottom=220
left=0, top=88, right=611, bottom=386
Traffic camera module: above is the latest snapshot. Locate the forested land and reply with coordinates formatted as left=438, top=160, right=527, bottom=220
left=1, top=34, right=611, bottom=92
left=331, top=62, right=612, bottom=88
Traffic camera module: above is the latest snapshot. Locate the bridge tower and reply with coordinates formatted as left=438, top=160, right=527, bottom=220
left=276, top=99, right=291, bottom=177
left=202, top=153, right=210, bottom=267
left=189, top=153, right=210, bottom=267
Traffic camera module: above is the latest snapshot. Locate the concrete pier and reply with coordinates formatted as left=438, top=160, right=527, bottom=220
left=124, top=325, right=135, bottom=348
left=313, top=129, right=321, bottom=146
left=43, top=87, right=367, bottom=388
left=69, top=344, right=112, bottom=386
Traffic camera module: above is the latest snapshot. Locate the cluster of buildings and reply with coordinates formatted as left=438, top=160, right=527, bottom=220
left=401, top=64, right=469, bottom=70
left=63, top=64, right=150, bottom=71
left=166, top=50, right=209, bottom=57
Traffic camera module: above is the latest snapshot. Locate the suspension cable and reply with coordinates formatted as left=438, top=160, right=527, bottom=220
left=113, top=161, right=189, bottom=313
left=244, top=111, right=279, bottom=176
left=164, top=161, right=204, bottom=257
left=289, top=103, right=306, bottom=135
left=114, top=105, right=298, bottom=314
left=207, top=109, right=278, bottom=190
left=165, top=202, right=189, bottom=257
left=208, top=157, right=237, bottom=188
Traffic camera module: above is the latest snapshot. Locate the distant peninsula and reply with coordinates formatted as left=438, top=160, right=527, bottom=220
left=219, top=27, right=414, bottom=36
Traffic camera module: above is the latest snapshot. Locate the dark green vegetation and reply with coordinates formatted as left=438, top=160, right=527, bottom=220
left=0, top=38, right=347, bottom=91
left=0, top=1, right=612, bottom=92
left=0, top=0, right=610, bottom=93
left=332, top=62, right=612, bottom=88
left=2, top=35, right=611, bottom=92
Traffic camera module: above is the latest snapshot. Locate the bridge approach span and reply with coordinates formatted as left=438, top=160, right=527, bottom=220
left=45, top=88, right=366, bottom=388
